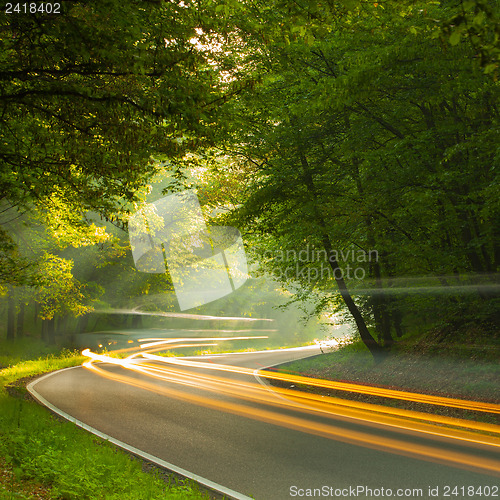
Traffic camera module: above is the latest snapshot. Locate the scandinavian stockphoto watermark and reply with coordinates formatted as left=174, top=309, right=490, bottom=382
left=263, top=246, right=379, bottom=282
left=128, top=191, right=248, bottom=311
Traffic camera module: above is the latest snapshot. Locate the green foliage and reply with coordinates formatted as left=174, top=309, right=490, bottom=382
left=0, top=0, right=219, bottom=209
left=0, top=337, right=63, bottom=370
left=0, top=226, right=36, bottom=288
left=442, top=0, right=500, bottom=74
left=0, top=400, right=205, bottom=499
left=1, top=0, right=498, bottom=352
left=0, top=344, right=208, bottom=499
left=0, top=0, right=238, bottom=287
left=0, top=0, right=253, bottom=339
left=205, top=0, right=500, bottom=352
left=34, top=255, right=90, bottom=320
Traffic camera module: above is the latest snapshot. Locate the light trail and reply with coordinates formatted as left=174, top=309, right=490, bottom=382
left=84, top=335, right=270, bottom=357
left=123, top=360, right=500, bottom=448
left=81, top=353, right=500, bottom=476
left=82, top=349, right=500, bottom=431
left=139, top=353, right=500, bottom=415
left=138, top=336, right=269, bottom=349
left=94, top=308, right=275, bottom=322
left=82, top=337, right=500, bottom=474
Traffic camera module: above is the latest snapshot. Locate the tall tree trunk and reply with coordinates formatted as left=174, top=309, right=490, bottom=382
left=7, top=287, right=15, bottom=341
left=77, top=314, right=90, bottom=333
left=392, top=307, right=404, bottom=338
left=368, top=249, right=393, bottom=348
left=121, top=314, right=129, bottom=327
left=132, top=314, right=143, bottom=328
left=298, top=149, right=386, bottom=361
left=343, top=116, right=393, bottom=353
left=41, top=318, right=46, bottom=342
left=322, top=238, right=387, bottom=361
left=47, top=317, right=56, bottom=345
left=16, top=301, right=25, bottom=339
left=57, top=316, right=67, bottom=337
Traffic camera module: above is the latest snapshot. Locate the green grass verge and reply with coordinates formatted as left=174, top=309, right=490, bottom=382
left=0, top=340, right=213, bottom=500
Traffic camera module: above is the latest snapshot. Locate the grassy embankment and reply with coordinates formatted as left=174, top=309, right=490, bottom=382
left=268, top=318, right=500, bottom=424
left=0, top=339, right=217, bottom=500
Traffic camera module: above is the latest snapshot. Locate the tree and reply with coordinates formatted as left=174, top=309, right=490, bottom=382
left=208, top=0, right=499, bottom=357
left=33, top=254, right=94, bottom=343
left=0, top=0, right=238, bottom=285
left=0, top=0, right=253, bottom=340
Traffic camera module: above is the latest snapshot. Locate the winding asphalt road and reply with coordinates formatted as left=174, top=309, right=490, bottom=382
left=28, top=346, right=500, bottom=500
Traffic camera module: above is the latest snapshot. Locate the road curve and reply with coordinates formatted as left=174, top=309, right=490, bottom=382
left=28, top=346, right=500, bottom=500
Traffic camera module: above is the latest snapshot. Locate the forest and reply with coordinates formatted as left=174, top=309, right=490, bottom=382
left=1, top=0, right=499, bottom=359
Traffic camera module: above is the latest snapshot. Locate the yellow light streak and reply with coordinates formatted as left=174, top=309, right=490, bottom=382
left=82, top=356, right=500, bottom=476
left=82, top=349, right=500, bottom=438
left=141, top=354, right=500, bottom=415
left=128, top=360, right=500, bottom=446
left=138, top=336, right=268, bottom=349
